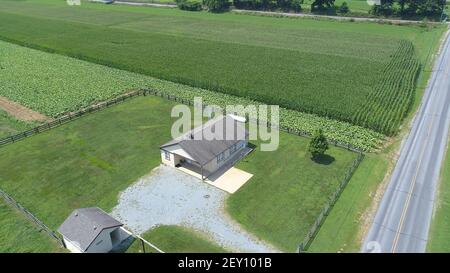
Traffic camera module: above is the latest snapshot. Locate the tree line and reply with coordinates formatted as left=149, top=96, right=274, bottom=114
left=175, top=0, right=446, bottom=19
left=370, top=0, right=446, bottom=17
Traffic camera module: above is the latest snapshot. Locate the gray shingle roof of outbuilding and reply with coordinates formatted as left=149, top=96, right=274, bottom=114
left=57, top=207, right=122, bottom=252
left=160, top=115, right=248, bottom=165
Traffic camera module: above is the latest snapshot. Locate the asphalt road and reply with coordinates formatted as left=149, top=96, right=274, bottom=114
left=362, top=30, right=450, bottom=253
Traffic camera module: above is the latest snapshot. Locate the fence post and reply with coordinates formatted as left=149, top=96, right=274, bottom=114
left=297, top=243, right=304, bottom=253
left=141, top=238, right=146, bottom=253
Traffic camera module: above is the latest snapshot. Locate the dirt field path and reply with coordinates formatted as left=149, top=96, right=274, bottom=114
left=0, top=96, right=49, bottom=122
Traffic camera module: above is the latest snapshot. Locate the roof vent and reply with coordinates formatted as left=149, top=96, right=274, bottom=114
left=93, top=226, right=97, bottom=230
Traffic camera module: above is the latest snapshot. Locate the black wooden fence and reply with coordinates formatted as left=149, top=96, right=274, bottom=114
left=0, top=89, right=148, bottom=147
left=0, top=87, right=365, bottom=252
left=0, top=87, right=364, bottom=154
left=0, top=188, right=65, bottom=247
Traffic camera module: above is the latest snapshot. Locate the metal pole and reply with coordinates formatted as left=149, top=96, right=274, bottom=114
left=141, top=239, right=146, bottom=253
left=201, top=165, right=204, bottom=181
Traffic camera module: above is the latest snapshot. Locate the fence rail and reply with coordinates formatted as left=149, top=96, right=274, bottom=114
left=297, top=152, right=365, bottom=253
left=0, top=87, right=364, bottom=153
left=0, top=87, right=365, bottom=252
left=0, top=188, right=65, bottom=247
left=0, top=89, right=147, bottom=147
left=133, top=234, right=165, bottom=254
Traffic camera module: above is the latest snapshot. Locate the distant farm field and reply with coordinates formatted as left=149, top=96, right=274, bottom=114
left=0, top=0, right=444, bottom=135
left=0, top=40, right=154, bottom=117
left=0, top=40, right=383, bottom=151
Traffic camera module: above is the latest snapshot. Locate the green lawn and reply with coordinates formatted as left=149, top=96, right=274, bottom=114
left=427, top=137, right=450, bottom=252
left=0, top=94, right=358, bottom=252
left=0, top=0, right=444, bottom=134
left=0, top=96, right=179, bottom=230
left=127, top=225, right=227, bottom=253
left=307, top=153, right=389, bottom=252
left=0, top=110, right=35, bottom=139
left=228, top=134, right=359, bottom=252
left=0, top=199, right=64, bottom=253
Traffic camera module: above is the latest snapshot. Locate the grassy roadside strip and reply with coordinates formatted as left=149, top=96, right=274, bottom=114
left=427, top=134, right=450, bottom=252
left=307, top=153, right=389, bottom=252
left=307, top=25, right=448, bottom=253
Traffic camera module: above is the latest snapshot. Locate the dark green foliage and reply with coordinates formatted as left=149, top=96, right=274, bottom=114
left=369, top=2, right=395, bottom=16
left=291, top=0, right=303, bottom=11
left=203, top=0, right=230, bottom=12
left=233, top=0, right=302, bottom=11
left=338, top=2, right=350, bottom=13
left=176, top=0, right=203, bottom=11
left=308, top=129, right=329, bottom=158
left=311, top=0, right=335, bottom=11
left=370, top=0, right=446, bottom=17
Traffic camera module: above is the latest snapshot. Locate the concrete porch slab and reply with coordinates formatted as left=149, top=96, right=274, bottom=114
left=205, top=167, right=253, bottom=194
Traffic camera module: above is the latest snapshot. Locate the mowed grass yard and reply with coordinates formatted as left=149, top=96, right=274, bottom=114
left=0, top=0, right=444, bottom=134
left=0, top=199, right=64, bottom=253
left=0, top=110, right=35, bottom=139
left=0, top=96, right=178, bottom=231
left=0, top=95, right=358, bottom=252
left=127, top=225, right=228, bottom=253
left=229, top=135, right=359, bottom=252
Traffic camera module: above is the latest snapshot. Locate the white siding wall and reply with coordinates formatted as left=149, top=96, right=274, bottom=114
left=64, top=227, right=131, bottom=253
left=161, top=144, right=195, bottom=167
left=203, top=140, right=247, bottom=174
left=63, top=238, right=83, bottom=253
left=160, top=150, right=175, bottom=167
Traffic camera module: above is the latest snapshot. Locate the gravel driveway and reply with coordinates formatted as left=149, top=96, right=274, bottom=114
left=111, top=165, right=279, bottom=253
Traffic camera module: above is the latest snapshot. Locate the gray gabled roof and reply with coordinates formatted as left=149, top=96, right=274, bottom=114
left=160, top=115, right=248, bottom=165
left=57, top=207, right=122, bottom=252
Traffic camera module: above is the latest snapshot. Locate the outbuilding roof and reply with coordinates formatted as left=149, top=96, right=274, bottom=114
left=57, top=207, right=123, bottom=252
left=160, top=115, right=248, bottom=165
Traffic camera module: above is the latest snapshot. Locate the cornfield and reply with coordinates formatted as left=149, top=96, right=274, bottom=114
left=353, top=40, right=420, bottom=135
